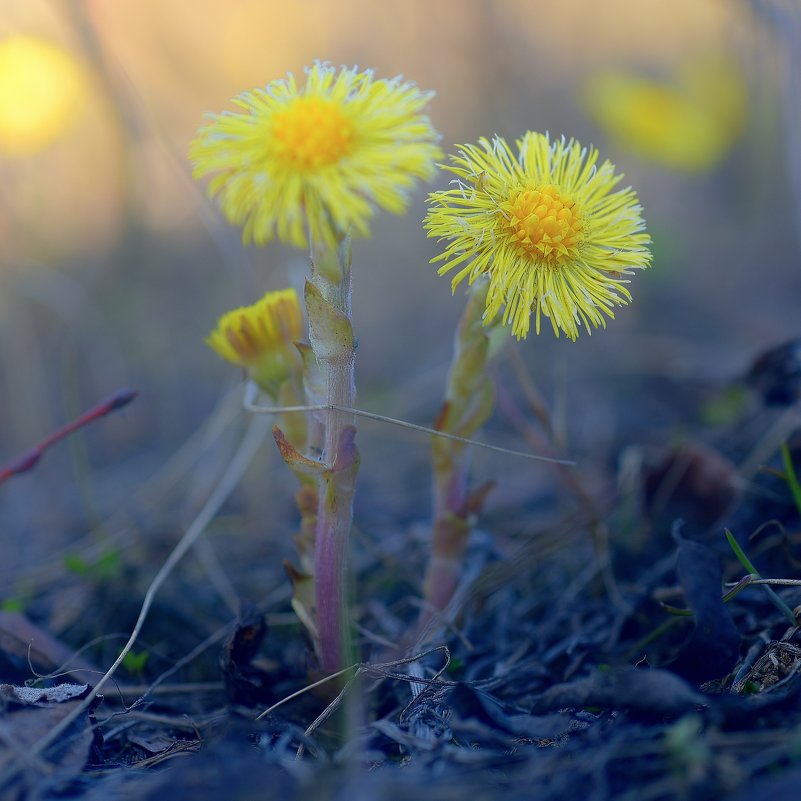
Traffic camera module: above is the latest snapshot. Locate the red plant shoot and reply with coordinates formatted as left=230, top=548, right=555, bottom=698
left=0, top=388, right=137, bottom=485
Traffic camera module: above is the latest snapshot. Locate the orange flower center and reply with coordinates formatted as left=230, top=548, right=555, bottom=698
left=271, top=96, right=355, bottom=171
left=504, top=184, right=583, bottom=263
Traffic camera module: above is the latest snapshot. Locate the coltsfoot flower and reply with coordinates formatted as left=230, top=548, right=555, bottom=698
left=190, top=62, right=441, bottom=250
left=206, top=288, right=303, bottom=395
left=425, top=132, right=651, bottom=340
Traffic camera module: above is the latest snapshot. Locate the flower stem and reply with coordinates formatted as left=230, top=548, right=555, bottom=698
left=307, top=236, right=359, bottom=671
left=422, top=281, right=499, bottom=622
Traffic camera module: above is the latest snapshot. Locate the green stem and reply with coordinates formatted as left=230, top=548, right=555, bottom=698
left=422, top=281, right=497, bottom=621
left=781, top=443, right=801, bottom=518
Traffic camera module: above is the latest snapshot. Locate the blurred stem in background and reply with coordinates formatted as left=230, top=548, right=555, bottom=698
left=765, top=0, right=801, bottom=263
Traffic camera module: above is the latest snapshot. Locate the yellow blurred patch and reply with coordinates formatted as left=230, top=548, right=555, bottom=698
left=582, top=57, right=746, bottom=172
left=0, top=35, right=89, bottom=155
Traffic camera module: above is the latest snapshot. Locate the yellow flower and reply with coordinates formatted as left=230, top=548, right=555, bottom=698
left=425, top=132, right=651, bottom=340
left=0, top=36, right=88, bottom=155
left=206, top=288, right=303, bottom=394
left=190, top=62, right=441, bottom=250
left=582, top=58, right=745, bottom=172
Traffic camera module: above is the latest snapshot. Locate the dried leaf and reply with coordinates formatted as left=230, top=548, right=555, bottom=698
left=272, top=426, right=324, bottom=475
left=0, top=682, right=99, bottom=798
left=670, top=537, right=741, bottom=683
left=219, top=605, right=272, bottom=707
left=528, top=668, right=707, bottom=720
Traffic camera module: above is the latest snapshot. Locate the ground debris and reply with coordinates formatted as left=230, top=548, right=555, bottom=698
left=669, top=537, right=741, bottom=682
left=528, top=667, right=707, bottom=719
left=0, top=682, right=99, bottom=801
left=730, top=635, right=801, bottom=694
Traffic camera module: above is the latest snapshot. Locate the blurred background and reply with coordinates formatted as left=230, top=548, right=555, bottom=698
left=1, top=0, right=800, bottom=616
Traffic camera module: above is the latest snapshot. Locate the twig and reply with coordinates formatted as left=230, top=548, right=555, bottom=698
left=725, top=576, right=801, bottom=588
left=255, top=664, right=358, bottom=721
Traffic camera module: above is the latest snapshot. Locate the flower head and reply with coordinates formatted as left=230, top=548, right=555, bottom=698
left=425, top=132, right=651, bottom=340
left=190, top=62, right=441, bottom=250
left=206, top=288, right=303, bottom=395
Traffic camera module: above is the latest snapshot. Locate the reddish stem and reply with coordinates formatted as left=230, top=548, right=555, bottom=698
left=0, top=388, right=137, bottom=485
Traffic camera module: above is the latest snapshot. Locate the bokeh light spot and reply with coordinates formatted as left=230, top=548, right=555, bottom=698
left=0, top=35, right=88, bottom=155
